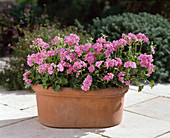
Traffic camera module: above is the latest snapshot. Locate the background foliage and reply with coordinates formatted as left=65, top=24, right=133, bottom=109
left=0, top=3, right=49, bottom=57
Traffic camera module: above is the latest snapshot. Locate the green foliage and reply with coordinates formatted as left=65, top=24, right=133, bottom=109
left=90, top=12, right=170, bottom=82
left=0, top=25, right=91, bottom=90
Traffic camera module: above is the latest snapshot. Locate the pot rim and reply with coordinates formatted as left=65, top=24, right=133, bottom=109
left=32, top=84, right=129, bottom=98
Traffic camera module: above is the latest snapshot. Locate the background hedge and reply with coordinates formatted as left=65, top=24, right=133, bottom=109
left=89, top=12, right=170, bottom=82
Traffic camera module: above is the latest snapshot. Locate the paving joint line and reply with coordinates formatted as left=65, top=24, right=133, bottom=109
left=0, top=102, right=36, bottom=111
left=154, top=131, right=170, bottom=138
left=93, top=132, right=112, bottom=138
left=123, top=109, right=170, bottom=122
left=20, top=105, right=37, bottom=111
left=0, top=116, right=37, bottom=128
left=124, top=96, right=160, bottom=108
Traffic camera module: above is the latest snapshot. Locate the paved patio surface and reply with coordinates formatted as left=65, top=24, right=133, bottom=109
left=0, top=84, right=170, bottom=138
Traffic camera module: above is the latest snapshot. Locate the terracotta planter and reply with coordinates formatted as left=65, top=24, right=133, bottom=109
left=32, top=84, right=129, bottom=128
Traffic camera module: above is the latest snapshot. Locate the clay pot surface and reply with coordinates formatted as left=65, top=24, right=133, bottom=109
left=32, top=84, right=129, bottom=128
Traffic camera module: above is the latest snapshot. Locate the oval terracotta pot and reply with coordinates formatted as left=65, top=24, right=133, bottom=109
left=32, top=84, right=129, bottom=128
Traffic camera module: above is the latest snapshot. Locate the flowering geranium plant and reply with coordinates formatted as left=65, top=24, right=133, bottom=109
left=23, top=33, right=155, bottom=92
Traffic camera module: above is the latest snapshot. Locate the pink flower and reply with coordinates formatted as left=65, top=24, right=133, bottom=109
left=81, top=85, right=90, bottom=91
left=32, top=38, right=43, bottom=45
left=81, top=75, right=92, bottom=91
left=73, top=61, right=83, bottom=69
left=148, top=64, right=154, bottom=75
left=151, top=47, right=155, bottom=54
left=118, top=39, right=127, bottom=47
left=95, top=61, right=103, bottom=69
left=103, top=73, right=114, bottom=81
left=93, top=43, right=103, bottom=54
left=136, top=33, right=149, bottom=42
left=51, top=37, right=63, bottom=45
left=124, top=61, right=137, bottom=68
left=48, top=63, right=54, bottom=75
left=84, top=43, right=92, bottom=52
left=115, top=57, right=122, bottom=67
left=84, top=52, right=96, bottom=64
left=57, top=62, right=64, bottom=72
left=122, top=33, right=126, bottom=38
left=96, top=37, right=107, bottom=44
left=88, top=65, right=95, bottom=73
left=6, top=78, right=10, bottom=82
left=125, top=81, right=130, bottom=85
left=23, top=70, right=32, bottom=85
left=138, top=53, right=153, bottom=68
left=64, top=34, right=80, bottom=46
left=104, top=43, right=114, bottom=58
left=76, top=71, right=80, bottom=78
left=104, top=58, right=117, bottom=69
left=128, top=33, right=138, bottom=41
left=117, top=71, right=130, bottom=85
left=66, top=53, right=76, bottom=62
left=117, top=71, right=125, bottom=83
left=47, top=50, right=55, bottom=56
left=29, top=45, right=33, bottom=49
left=112, top=41, right=118, bottom=51
left=74, top=45, right=84, bottom=57
left=67, top=67, right=73, bottom=74
left=38, top=42, right=50, bottom=49
left=38, top=63, right=48, bottom=74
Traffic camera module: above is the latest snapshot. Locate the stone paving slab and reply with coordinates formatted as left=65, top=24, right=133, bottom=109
left=0, top=88, right=36, bottom=110
left=22, top=106, right=38, bottom=116
left=124, top=89, right=158, bottom=107
left=125, top=97, right=170, bottom=122
left=0, top=84, right=170, bottom=138
left=0, top=117, right=104, bottom=138
left=84, top=111, right=170, bottom=138
left=130, top=84, right=170, bottom=98
left=0, top=104, right=35, bottom=127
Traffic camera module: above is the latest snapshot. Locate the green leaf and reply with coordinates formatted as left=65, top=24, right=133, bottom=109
left=150, top=80, right=155, bottom=89
left=24, top=83, right=30, bottom=89
left=101, top=84, right=106, bottom=89
left=52, top=85, right=60, bottom=92
left=138, top=85, right=144, bottom=92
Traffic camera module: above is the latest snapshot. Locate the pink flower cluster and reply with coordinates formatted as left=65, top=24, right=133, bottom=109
left=38, top=63, right=54, bottom=75
left=95, top=61, right=103, bottom=69
left=64, top=34, right=80, bottom=46
left=88, top=65, right=95, bottom=73
left=27, top=50, right=47, bottom=67
left=122, top=33, right=149, bottom=45
left=23, top=70, right=32, bottom=85
left=51, top=37, right=63, bottom=45
left=117, top=71, right=130, bottom=86
left=138, top=53, right=154, bottom=75
left=32, top=38, right=49, bottom=49
left=124, top=61, right=137, bottom=68
left=103, top=73, right=114, bottom=81
left=81, top=75, right=92, bottom=91
left=104, top=57, right=122, bottom=69
left=24, top=33, right=154, bottom=91
left=84, top=52, right=96, bottom=64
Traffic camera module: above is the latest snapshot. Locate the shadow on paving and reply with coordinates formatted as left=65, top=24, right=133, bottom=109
left=0, top=117, right=106, bottom=138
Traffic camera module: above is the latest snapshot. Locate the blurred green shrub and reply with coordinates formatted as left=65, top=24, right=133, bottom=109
left=0, top=3, right=50, bottom=57
left=89, top=12, right=170, bottom=82
left=0, top=25, right=91, bottom=90
left=38, top=0, right=124, bottom=26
